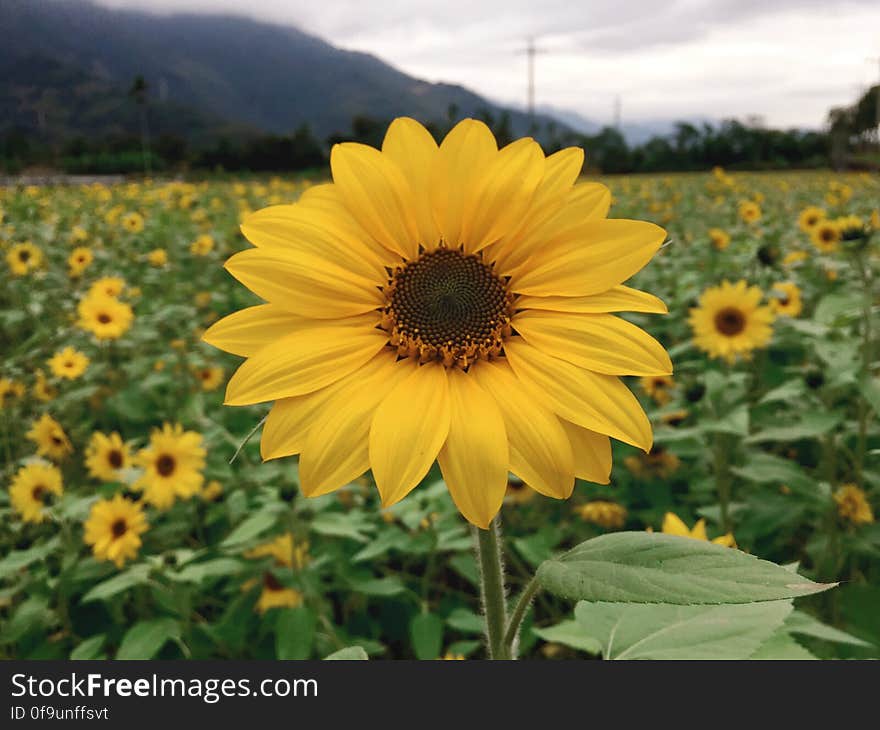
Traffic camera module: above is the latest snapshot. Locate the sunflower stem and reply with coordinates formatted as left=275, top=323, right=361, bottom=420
left=713, top=432, right=732, bottom=534
left=472, top=518, right=509, bottom=660
left=503, top=576, right=540, bottom=658
left=854, top=251, right=873, bottom=488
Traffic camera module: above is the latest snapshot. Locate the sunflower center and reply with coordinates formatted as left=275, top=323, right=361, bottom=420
left=108, top=449, right=123, bottom=469
left=51, top=434, right=64, bottom=446
left=381, top=248, right=513, bottom=368
left=156, top=453, right=176, bottom=477
left=32, top=485, right=46, bottom=501
left=820, top=229, right=835, bottom=242
left=97, top=313, right=112, bottom=324
left=19, top=250, right=31, bottom=262
left=111, top=519, right=127, bottom=538
left=263, top=572, right=283, bottom=591
left=714, top=307, right=746, bottom=336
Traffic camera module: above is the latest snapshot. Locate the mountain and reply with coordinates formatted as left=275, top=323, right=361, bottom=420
left=0, top=0, right=568, bottom=145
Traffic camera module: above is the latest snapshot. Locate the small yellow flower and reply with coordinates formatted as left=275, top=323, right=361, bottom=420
left=194, top=291, right=213, bottom=307
left=504, top=478, right=536, bottom=504
left=442, top=652, right=466, bottom=660
left=26, top=414, right=73, bottom=460
left=782, top=250, right=809, bottom=267
left=147, top=248, right=168, bottom=267
left=67, top=247, right=94, bottom=277
left=769, top=282, right=802, bottom=318
left=121, top=212, right=144, bottom=234
left=833, top=484, right=874, bottom=526
left=245, top=533, right=310, bottom=570
left=640, top=374, right=675, bottom=405
left=84, top=495, right=149, bottom=568
left=201, top=479, right=224, bottom=501
left=190, top=234, right=214, bottom=256
left=255, top=573, right=303, bottom=614
left=7, top=241, right=43, bottom=276
left=576, top=500, right=627, bottom=529
left=33, top=369, right=57, bottom=402
left=70, top=225, right=89, bottom=244
left=77, top=294, right=134, bottom=340
left=134, top=423, right=206, bottom=509
left=797, top=206, right=825, bottom=233
left=660, top=409, right=689, bottom=427
left=689, top=280, right=774, bottom=363
left=0, top=377, right=26, bottom=408
left=708, top=228, right=730, bottom=251
left=9, top=462, right=63, bottom=523
left=85, top=431, right=131, bottom=482
left=624, top=446, right=680, bottom=479
left=88, top=276, right=125, bottom=299
left=661, top=512, right=735, bottom=547
left=810, top=220, right=840, bottom=253
left=194, top=365, right=224, bottom=391
left=738, top=200, right=761, bottom=224
left=47, top=346, right=90, bottom=380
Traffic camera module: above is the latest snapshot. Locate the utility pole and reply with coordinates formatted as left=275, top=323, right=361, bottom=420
left=517, top=38, right=547, bottom=122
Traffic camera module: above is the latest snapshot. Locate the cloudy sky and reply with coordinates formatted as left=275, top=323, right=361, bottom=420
left=96, top=0, right=879, bottom=129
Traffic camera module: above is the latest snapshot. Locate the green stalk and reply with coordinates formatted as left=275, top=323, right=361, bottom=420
left=472, top=518, right=509, bottom=660
left=714, top=432, right=732, bottom=533
left=855, top=252, right=873, bottom=487
left=503, top=576, right=540, bottom=658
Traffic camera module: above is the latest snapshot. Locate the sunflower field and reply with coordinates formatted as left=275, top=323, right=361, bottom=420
left=2, top=124, right=879, bottom=661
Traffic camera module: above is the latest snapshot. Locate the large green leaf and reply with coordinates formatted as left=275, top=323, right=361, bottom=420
left=749, top=629, right=817, bottom=660
left=116, top=618, right=182, bottom=659
left=324, top=646, right=368, bottom=660
left=0, top=538, right=60, bottom=579
left=536, top=532, right=835, bottom=604
left=409, top=612, right=444, bottom=660
left=80, top=564, right=152, bottom=604
left=275, top=606, right=316, bottom=660
left=574, top=600, right=791, bottom=660
left=220, top=510, right=279, bottom=548
left=70, top=634, right=107, bottom=660
left=785, top=610, right=872, bottom=647
left=531, top=620, right=602, bottom=654
left=745, top=412, right=842, bottom=443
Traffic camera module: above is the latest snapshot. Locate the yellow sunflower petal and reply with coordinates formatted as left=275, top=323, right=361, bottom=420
left=560, top=420, right=612, bottom=484
left=330, top=142, right=420, bottom=259
left=661, top=512, right=691, bottom=537
left=691, top=519, right=709, bottom=541
left=511, top=219, right=665, bottom=297
left=261, top=386, right=343, bottom=460
left=472, top=360, right=574, bottom=498
left=438, top=369, right=509, bottom=529
left=460, top=137, right=545, bottom=254
left=224, top=247, right=383, bottom=318
left=241, top=205, right=391, bottom=280
left=431, top=119, right=497, bottom=248
left=513, top=310, right=672, bottom=376
left=225, top=324, right=388, bottom=405
left=370, top=363, right=451, bottom=508
left=202, top=304, right=310, bottom=357
left=516, top=285, right=668, bottom=315
left=299, top=353, right=412, bottom=497
left=504, top=337, right=652, bottom=451
left=382, top=117, right=440, bottom=248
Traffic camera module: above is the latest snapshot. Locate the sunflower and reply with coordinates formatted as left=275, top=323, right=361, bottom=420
left=810, top=220, right=840, bottom=253
left=9, top=462, right=63, bottom=523
left=204, top=117, right=671, bottom=528
left=782, top=250, right=809, bottom=267
left=134, top=422, right=206, bottom=509
left=661, top=512, right=735, bottom=547
left=738, top=200, right=761, bottom=224
left=201, top=479, right=224, bottom=501
left=835, top=215, right=867, bottom=243
left=33, top=369, right=57, bottom=402
left=83, top=494, right=149, bottom=568
left=640, top=374, right=675, bottom=405
left=255, top=573, right=303, bottom=614
left=769, top=282, right=802, bottom=318
left=194, top=365, right=224, bottom=391
left=77, top=293, right=134, bottom=340
left=660, top=409, right=689, bottom=427
left=624, top=445, right=680, bottom=479
left=147, top=248, right=168, bottom=267
left=689, top=280, right=774, bottom=363
left=68, top=246, right=94, bottom=277
left=707, top=228, right=730, bottom=251
left=47, top=346, right=90, bottom=380
left=833, top=484, right=874, bottom=526
left=576, top=500, right=627, bottom=529
left=504, top=477, right=537, bottom=504
left=85, top=431, right=131, bottom=482
left=245, top=533, right=310, bottom=569
left=190, top=234, right=215, bottom=256
left=26, top=414, right=73, bottom=460
left=88, top=276, right=126, bottom=298
left=797, top=206, right=825, bottom=233
left=7, top=241, right=43, bottom=276
left=121, top=211, right=144, bottom=234
left=0, top=377, right=25, bottom=408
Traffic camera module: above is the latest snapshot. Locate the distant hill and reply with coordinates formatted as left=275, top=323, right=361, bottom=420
left=0, top=0, right=569, bottom=146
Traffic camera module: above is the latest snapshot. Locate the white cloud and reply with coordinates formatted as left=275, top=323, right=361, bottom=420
left=94, top=0, right=880, bottom=128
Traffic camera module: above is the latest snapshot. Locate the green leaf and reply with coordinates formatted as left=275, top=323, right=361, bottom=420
left=324, top=646, right=368, bottom=660
left=745, top=412, right=842, bottom=443
left=813, top=292, right=863, bottom=326
left=70, top=634, right=106, bottom=660
left=310, top=511, right=374, bottom=543
left=574, top=600, right=792, bottom=660
left=410, top=612, right=444, bottom=660
left=750, top=630, right=817, bottom=659
left=347, top=576, right=406, bottom=597
left=702, top=404, right=749, bottom=436
left=785, top=610, right=872, bottom=647
left=352, top=527, right=408, bottom=562
left=759, top=379, right=806, bottom=405
left=730, top=453, right=820, bottom=499
left=532, top=620, right=602, bottom=654
left=536, top=532, right=835, bottom=604
left=171, top=558, right=243, bottom=584
left=220, top=510, right=279, bottom=548
left=858, top=376, right=880, bottom=417
left=446, top=608, right=483, bottom=634
left=117, top=618, right=182, bottom=659
left=0, top=538, right=60, bottom=579
left=80, top=564, right=152, bottom=604
left=275, top=606, right=316, bottom=660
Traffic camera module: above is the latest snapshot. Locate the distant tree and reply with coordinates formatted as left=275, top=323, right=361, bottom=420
left=128, top=75, right=151, bottom=175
